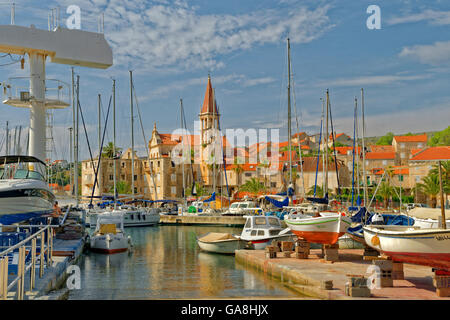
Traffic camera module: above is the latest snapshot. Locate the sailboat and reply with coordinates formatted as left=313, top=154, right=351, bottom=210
left=283, top=41, right=351, bottom=244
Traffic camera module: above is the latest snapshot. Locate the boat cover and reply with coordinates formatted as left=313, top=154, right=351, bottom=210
left=407, top=207, right=444, bottom=220
left=203, top=192, right=216, bottom=203
left=198, top=232, right=238, bottom=242
left=265, top=196, right=289, bottom=208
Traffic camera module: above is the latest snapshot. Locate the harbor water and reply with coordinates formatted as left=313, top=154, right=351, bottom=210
left=68, top=225, right=302, bottom=299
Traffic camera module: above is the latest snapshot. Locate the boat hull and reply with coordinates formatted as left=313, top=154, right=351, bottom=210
left=197, top=239, right=247, bottom=254
left=0, top=180, right=55, bottom=224
left=285, top=214, right=351, bottom=245
left=90, top=234, right=129, bottom=254
left=241, top=234, right=297, bottom=250
left=363, top=226, right=450, bottom=271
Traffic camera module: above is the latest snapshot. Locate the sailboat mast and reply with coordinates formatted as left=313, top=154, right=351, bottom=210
left=130, top=71, right=135, bottom=201
left=287, top=38, right=293, bottom=187
left=180, top=98, right=186, bottom=206
left=75, top=75, right=80, bottom=206
left=5, top=121, right=9, bottom=154
left=361, top=88, right=368, bottom=208
left=325, top=89, right=329, bottom=196
left=98, top=94, right=102, bottom=197
left=113, top=79, right=117, bottom=208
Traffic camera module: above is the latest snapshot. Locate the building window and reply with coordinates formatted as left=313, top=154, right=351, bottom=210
left=157, top=173, right=160, bottom=181
left=271, top=182, right=276, bottom=188
left=418, top=143, right=423, bottom=148
left=171, top=161, right=175, bottom=168
left=171, top=174, right=176, bottom=182
left=157, top=161, right=160, bottom=168
left=171, top=186, right=176, bottom=195
left=400, top=152, right=406, bottom=159
left=382, top=160, right=387, bottom=166
left=134, top=175, right=138, bottom=181
left=245, top=172, right=252, bottom=177
left=121, top=162, right=125, bottom=168
left=400, top=143, right=405, bottom=148
left=109, top=175, right=113, bottom=181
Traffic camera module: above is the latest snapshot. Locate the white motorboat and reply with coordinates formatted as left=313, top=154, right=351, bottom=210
left=363, top=225, right=450, bottom=271
left=407, top=207, right=450, bottom=229
left=0, top=156, right=55, bottom=225
left=240, top=215, right=296, bottom=250
left=222, top=200, right=263, bottom=216
left=284, top=211, right=352, bottom=245
left=88, top=205, right=160, bottom=227
left=197, top=232, right=247, bottom=254
left=90, top=213, right=131, bottom=254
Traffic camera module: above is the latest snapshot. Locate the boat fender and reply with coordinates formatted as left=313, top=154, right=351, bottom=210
left=371, top=235, right=380, bottom=246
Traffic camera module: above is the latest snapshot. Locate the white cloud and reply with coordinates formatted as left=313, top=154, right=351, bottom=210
left=387, top=9, right=450, bottom=26
left=316, top=74, right=429, bottom=87
left=56, top=1, right=333, bottom=72
left=399, top=41, right=450, bottom=66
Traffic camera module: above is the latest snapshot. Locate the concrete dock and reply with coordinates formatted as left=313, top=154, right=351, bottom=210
left=160, top=214, right=246, bottom=226
left=6, top=237, right=85, bottom=300
left=235, top=248, right=450, bottom=300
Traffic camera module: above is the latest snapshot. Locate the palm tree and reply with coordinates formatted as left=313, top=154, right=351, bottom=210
left=102, top=142, right=122, bottom=159
left=232, top=157, right=243, bottom=187
left=239, top=177, right=265, bottom=193
left=430, top=161, right=450, bottom=204
left=378, top=181, right=394, bottom=209
left=417, top=174, right=440, bottom=208
left=306, top=185, right=331, bottom=198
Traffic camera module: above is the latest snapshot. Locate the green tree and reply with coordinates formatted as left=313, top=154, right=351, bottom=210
left=376, top=132, right=394, bottom=145
left=429, top=126, right=450, bottom=146
left=109, top=180, right=131, bottom=194
left=417, top=174, right=440, bottom=208
left=102, top=142, right=122, bottom=159
left=378, top=181, right=394, bottom=208
left=306, top=185, right=331, bottom=198
left=239, top=177, right=265, bottom=193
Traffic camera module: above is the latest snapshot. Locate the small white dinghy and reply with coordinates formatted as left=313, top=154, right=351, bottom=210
left=90, top=213, right=131, bottom=254
left=197, top=232, right=247, bottom=254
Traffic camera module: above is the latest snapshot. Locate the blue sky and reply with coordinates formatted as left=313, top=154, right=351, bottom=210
left=0, top=0, right=449, bottom=161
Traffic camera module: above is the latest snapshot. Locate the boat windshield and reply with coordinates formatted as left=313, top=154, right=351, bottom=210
left=268, top=217, right=281, bottom=227
left=239, top=203, right=249, bottom=208
left=230, top=203, right=239, bottom=208
left=0, top=157, right=47, bottom=181
left=254, top=217, right=267, bottom=227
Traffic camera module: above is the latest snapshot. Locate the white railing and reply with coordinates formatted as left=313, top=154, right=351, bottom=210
left=0, top=205, right=72, bottom=300
left=0, top=225, right=53, bottom=300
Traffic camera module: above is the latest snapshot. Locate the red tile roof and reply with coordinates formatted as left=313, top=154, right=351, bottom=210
left=365, top=152, right=396, bottom=160
left=393, top=134, right=427, bottom=143
left=375, top=167, right=409, bottom=175
left=333, top=146, right=361, bottom=155
left=409, top=146, right=450, bottom=161
left=226, top=163, right=258, bottom=171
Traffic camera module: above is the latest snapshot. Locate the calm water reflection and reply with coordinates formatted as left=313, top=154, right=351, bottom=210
left=68, top=225, right=301, bottom=300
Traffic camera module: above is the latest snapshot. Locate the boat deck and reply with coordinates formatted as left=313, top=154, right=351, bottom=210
left=235, top=248, right=450, bottom=300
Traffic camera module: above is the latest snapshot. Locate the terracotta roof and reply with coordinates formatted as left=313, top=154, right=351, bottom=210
left=410, top=148, right=424, bottom=156
left=375, top=167, right=409, bottom=175
left=201, top=75, right=219, bottom=114
left=409, top=146, right=450, bottom=161
left=365, top=152, right=396, bottom=160
left=393, top=134, right=427, bottom=143
left=333, top=146, right=361, bottom=155
left=226, top=163, right=258, bottom=171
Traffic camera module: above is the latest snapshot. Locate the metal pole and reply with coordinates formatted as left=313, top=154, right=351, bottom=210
left=361, top=88, right=368, bottom=207
left=5, top=121, right=9, bottom=155
left=75, top=75, right=80, bottom=206
left=439, top=161, right=446, bottom=229
left=113, top=79, right=117, bottom=208
left=287, top=38, right=293, bottom=189
left=69, top=127, right=73, bottom=189
left=98, top=94, right=102, bottom=197
left=30, top=238, right=36, bottom=290
left=130, top=71, right=135, bottom=200
left=325, top=89, right=329, bottom=197
left=181, top=98, right=186, bottom=207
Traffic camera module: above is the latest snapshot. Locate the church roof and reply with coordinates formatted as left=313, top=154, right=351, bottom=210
left=201, top=75, right=219, bottom=114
